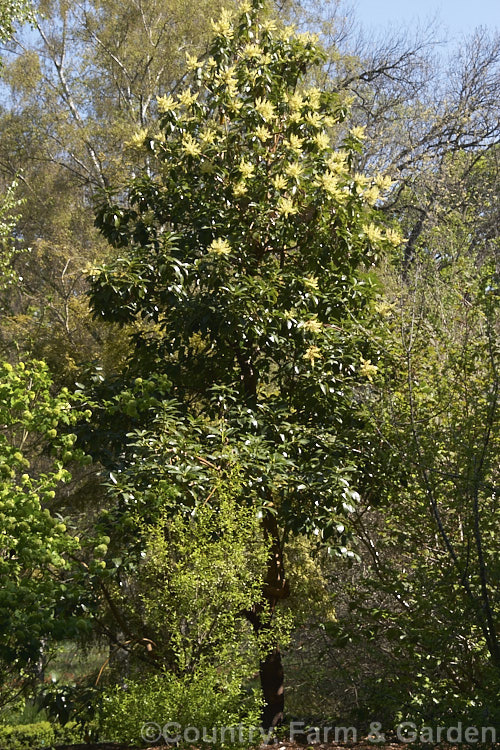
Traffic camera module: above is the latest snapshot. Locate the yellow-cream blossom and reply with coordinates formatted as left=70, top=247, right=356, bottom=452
left=326, top=151, right=348, bottom=173
left=178, top=89, right=199, bottom=108
left=354, top=172, right=369, bottom=190
left=322, top=115, right=337, bottom=128
left=303, top=316, right=322, bottom=333
left=349, top=125, right=366, bottom=140
left=287, top=92, right=304, bottom=112
left=255, top=97, right=276, bottom=121
left=209, top=238, right=232, bottom=255
left=359, top=357, right=378, bottom=382
left=297, top=30, right=319, bottom=44
left=363, top=222, right=384, bottom=245
left=211, top=9, right=234, bottom=37
left=375, top=174, right=393, bottom=191
left=305, top=110, right=322, bottom=129
left=374, top=299, right=396, bottom=318
left=277, top=24, right=296, bottom=41
left=286, top=134, right=303, bottom=153
left=243, top=43, right=262, bottom=59
left=185, top=53, right=201, bottom=71
left=277, top=196, right=297, bottom=217
left=233, top=181, right=248, bottom=197
left=316, top=171, right=346, bottom=202
left=304, top=275, right=319, bottom=291
left=285, top=161, right=304, bottom=180
left=227, top=98, right=243, bottom=113
left=200, top=127, right=217, bottom=144
left=314, top=131, right=330, bottom=150
left=303, top=345, right=322, bottom=365
left=238, top=159, right=255, bottom=179
left=156, top=94, right=177, bottom=113
left=127, top=129, right=148, bottom=149
left=254, top=125, right=272, bottom=142
left=306, top=87, right=321, bottom=110
left=272, top=175, right=288, bottom=191
left=262, top=18, right=277, bottom=32
left=181, top=133, right=201, bottom=157
left=363, top=186, right=380, bottom=206
left=215, top=65, right=238, bottom=88
left=385, top=228, right=404, bottom=246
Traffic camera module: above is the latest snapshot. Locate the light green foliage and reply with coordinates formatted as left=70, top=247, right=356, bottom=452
left=100, top=670, right=262, bottom=747
left=140, top=497, right=269, bottom=673
left=0, top=0, right=32, bottom=42
left=0, top=361, right=92, bottom=705
left=0, top=720, right=82, bottom=750
left=0, top=179, right=24, bottom=291
left=96, top=462, right=288, bottom=669
left=97, top=474, right=272, bottom=744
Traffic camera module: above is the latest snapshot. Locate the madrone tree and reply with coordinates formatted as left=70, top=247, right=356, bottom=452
left=88, top=0, right=401, bottom=728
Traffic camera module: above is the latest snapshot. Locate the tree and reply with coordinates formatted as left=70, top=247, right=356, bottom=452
left=0, top=360, right=95, bottom=709
left=0, top=0, right=233, bottom=381
left=306, top=147, right=499, bottom=728
left=87, top=0, right=401, bottom=727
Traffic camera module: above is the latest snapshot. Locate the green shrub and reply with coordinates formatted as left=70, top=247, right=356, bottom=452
left=99, top=668, right=262, bottom=747
left=0, top=720, right=82, bottom=750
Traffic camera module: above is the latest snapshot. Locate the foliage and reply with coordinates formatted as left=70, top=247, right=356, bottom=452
left=95, top=471, right=270, bottom=744
left=99, top=669, right=262, bottom=747
left=0, top=0, right=33, bottom=42
left=89, top=0, right=399, bottom=545
left=0, top=720, right=82, bottom=750
left=310, top=179, right=500, bottom=727
left=0, top=360, right=94, bottom=707
left=95, top=464, right=282, bottom=674
left=0, top=0, right=233, bottom=380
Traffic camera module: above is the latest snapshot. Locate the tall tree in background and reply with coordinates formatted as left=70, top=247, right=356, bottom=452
left=299, top=145, right=499, bottom=727
left=0, top=0, right=232, bottom=379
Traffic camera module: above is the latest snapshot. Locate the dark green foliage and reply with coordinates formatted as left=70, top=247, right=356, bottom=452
left=88, top=0, right=398, bottom=545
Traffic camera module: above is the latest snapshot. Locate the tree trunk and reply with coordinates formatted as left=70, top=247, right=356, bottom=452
left=247, top=510, right=290, bottom=730
left=259, top=646, right=285, bottom=730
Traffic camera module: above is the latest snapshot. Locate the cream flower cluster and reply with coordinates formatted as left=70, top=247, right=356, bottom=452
left=209, top=238, right=232, bottom=256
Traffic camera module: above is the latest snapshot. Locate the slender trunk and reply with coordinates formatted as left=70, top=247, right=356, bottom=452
left=236, top=348, right=288, bottom=728
left=247, top=510, right=290, bottom=730
left=260, top=647, right=285, bottom=730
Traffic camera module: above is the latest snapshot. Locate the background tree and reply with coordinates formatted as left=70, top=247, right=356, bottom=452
left=0, top=0, right=233, bottom=380
left=0, top=360, right=96, bottom=709
left=286, top=147, right=499, bottom=729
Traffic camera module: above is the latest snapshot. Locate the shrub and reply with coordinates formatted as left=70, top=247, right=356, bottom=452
left=0, top=720, right=82, bottom=750
left=99, top=669, right=262, bottom=747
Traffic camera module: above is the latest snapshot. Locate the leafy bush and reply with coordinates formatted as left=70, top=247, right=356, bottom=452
left=99, top=669, right=262, bottom=747
left=0, top=720, right=82, bottom=750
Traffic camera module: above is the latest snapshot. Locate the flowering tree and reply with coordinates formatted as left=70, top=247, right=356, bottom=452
left=89, top=0, right=401, bottom=727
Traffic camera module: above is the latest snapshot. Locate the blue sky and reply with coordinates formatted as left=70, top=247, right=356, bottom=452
left=353, top=0, right=499, bottom=42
